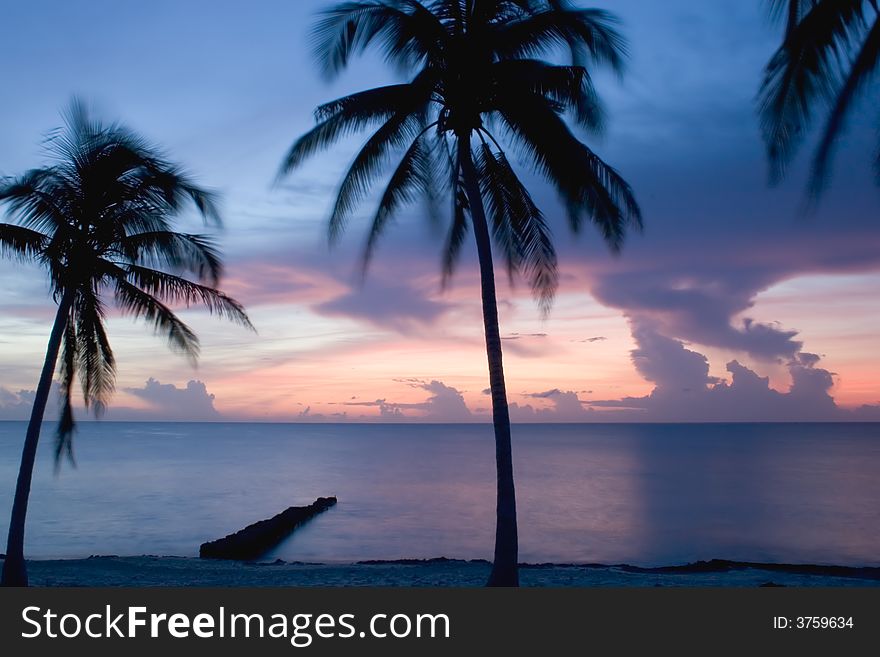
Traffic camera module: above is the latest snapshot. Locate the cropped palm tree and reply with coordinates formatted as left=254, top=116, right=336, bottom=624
left=280, top=0, right=640, bottom=585
left=758, top=0, right=880, bottom=192
left=0, top=99, right=253, bottom=586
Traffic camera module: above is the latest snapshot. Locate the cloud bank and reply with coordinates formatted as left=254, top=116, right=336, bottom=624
left=0, top=379, right=220, bottom=422
left=120, top=379, right=220, bottom=421
left=583, top=319, right=877, bottom=421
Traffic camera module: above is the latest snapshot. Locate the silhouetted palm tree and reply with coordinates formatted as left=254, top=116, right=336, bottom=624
left=280, top=0, right=640, bottom=586
left=758, top=0, right=880, bottom=192
left=0, top=100, right=254, bottom=586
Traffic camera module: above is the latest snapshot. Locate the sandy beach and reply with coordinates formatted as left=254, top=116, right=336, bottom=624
left=5, top=555, right=879, bottom=587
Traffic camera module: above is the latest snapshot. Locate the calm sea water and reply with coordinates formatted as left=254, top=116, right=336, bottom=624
left=0, top=421, right=878, bottom=566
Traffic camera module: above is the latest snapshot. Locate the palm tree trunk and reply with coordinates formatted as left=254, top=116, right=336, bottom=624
left=457, top=136, right=519, bottom=587
left=2, top=291, right=73, bottom=587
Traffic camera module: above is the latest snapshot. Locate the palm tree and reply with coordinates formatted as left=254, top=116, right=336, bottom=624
left=0, top=99, right=253, bottom=586
left=279, top=0, right=640, bottom=586
left=281, top=0, right=641, bottom=586
left=758, top=0, right=880, bottom=192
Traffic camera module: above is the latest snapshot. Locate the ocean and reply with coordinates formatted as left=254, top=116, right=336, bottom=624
left=0, top=421, right=878, bottom=566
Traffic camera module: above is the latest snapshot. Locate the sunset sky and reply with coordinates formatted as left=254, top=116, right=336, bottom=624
left=0, top=0, right=877, bottom=422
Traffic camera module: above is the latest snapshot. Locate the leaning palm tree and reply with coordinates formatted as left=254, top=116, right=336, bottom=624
left=758, top=0, right=880, bottom=192
left=0, top=99, right=253, bottom=586
left=280, top=0, right=640, bottom=585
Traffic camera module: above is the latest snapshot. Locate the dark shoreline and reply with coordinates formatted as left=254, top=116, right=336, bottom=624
left=6, top=555, right=880, bottom=587
left=355, top=557, right=880, bottom=580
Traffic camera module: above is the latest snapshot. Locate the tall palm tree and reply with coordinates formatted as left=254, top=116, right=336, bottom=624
left=280, top=0, right=640, bottom=586
left=0, top=99, right=253, bottom=586
left=758, top=0, right=880, bottom=192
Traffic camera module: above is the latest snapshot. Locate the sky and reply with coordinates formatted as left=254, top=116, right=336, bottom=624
left=0, top=0, right=877, bottom=423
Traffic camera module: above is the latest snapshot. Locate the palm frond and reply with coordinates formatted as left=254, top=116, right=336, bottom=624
left=0, top=169, right=73, bottom=235
left=475, top=144, right=520, bottom=282
left=131, top=161, right=222, bottom=226
left=476, top=140, right=558, bottom=312
left=468, top=0, right=509, bottom=26
left=497, top=91, right=640, bottom=249
left=758, top=0, right=868, bottom=182
left=361, top=126, right=440, bottom=271
left=809, top=15, right=880, bottom=194
left=441, top=162, right=469, bottom=286
left=49, top=97, right=106, bottom=179
left=55, top=393, right=76, bottom=468
left=493, top=6, right=627, bottom=73
left=118, top=231, right=223, bottom=285
left=56, top=303, right=78, bottom=466
left=312, top=0, right=445, bottom=78
left=577, top=143, right=643, bottom=248
left=54, top=99, right=222, bottom=226
left=490, top=58, right=603, bottom=131
left=279, top=83, right=427, bottom=177
left=121, top=265, right=254, bottom=330
left=767, top=0, right=821, bottom=35
left=113, top=277, right=201, bottom=360
left=0, top=223, right=48, bottom=262
left=875, top=133, right=880, bottom=185
left=73, top=291, right=115, bottom=413
left=328, top=107, right=429, bottom=242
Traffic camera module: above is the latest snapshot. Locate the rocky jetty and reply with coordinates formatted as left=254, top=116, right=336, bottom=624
left=200, top=497, right=337, bottom=560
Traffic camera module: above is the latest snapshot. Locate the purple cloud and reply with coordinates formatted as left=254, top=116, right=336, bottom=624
left=586, top=322, right=873, bottom=421
left=342, top=379, right=472, bottom=421
left=119, top=379, right=220, bottom=421
left=0, top=386, right=59, bottom=420
left=592, top=272, right=802, bottom=361
left=629, top=318, right=719, bottom=393
left=0, top=378, right=222, bottom=422
left=314, top=278, right=450, bottom=332
left=510, top=389, right=591, bottom=422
